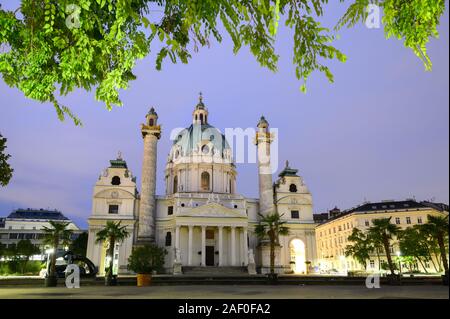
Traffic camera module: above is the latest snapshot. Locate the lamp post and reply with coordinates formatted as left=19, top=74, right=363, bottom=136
left=396, top=251, right=402, bottom=277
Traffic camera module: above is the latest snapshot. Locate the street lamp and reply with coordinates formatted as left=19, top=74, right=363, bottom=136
left=396, top=251, right=402, bottom=277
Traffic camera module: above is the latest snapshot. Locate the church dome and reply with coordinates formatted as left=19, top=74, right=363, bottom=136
left=169, top=123, right=232, bottom=162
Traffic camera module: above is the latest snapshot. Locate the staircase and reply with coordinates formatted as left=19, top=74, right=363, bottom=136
left=182, top=266, right=248, bottom=276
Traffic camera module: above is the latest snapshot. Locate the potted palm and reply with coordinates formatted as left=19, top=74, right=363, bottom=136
left=254, top=212, right=290, bottom=283
left=127, top=244, right=167, bottom=287
left=42, top=221, right=73, bottom=287
left=95, top=221, right=129, bottom=286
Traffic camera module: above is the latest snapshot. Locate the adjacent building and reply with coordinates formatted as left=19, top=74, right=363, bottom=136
left=0, top=208, right=82, bottom=259
left=315, top=200, right=449, bottom=274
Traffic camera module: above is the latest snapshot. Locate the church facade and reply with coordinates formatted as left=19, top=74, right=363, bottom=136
left=86, top=95, right=317, bottom=275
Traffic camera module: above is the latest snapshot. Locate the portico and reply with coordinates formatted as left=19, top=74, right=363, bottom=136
left=174, top=223, right=248, bottom=267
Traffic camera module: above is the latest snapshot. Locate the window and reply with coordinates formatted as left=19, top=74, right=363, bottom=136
left=201, top=144, right=209, bottom=154
left=338, top=226, right=342, bottom=231
left=173, top=176, right=178, bottom=193
left=206, top=230, right=215, bottom=239
left=25, top=233, right=34, bottom=240
left=165, top=232, right=172, bottom=246
left=111, top=176, right=121, bottom=185
left=167, top=206, right=174, bottom=215
left=149, top=119, right=154, bottom=126
left=417, top=217, right=423, bottom=224
left=395, top=217, right=401, bottom=225
left=365, top=220, right=370, bottom=227
left=108, top=205, right=119, bottom=214
left=289, top=184, right=297, bottom=192
left=234, top=204, right=238, bottom=209
left=201, top=171, right=210, bottom=190
left=9, top=233, right=18, bottom=239
left=406, top=217, right=411, bottom=224
left=370, top=260, right=375, bottom=268
left=291, top=210, right=299, bottom=219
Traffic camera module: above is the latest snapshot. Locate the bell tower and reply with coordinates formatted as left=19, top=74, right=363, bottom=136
left=137, top=107, right=161, bottom=242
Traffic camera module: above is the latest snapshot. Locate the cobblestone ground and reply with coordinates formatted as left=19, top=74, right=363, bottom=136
left=0, top=285, right=448, bottom=299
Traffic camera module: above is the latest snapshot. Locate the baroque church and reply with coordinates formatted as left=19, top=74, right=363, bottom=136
left=86, top=95, right=317, bottom=275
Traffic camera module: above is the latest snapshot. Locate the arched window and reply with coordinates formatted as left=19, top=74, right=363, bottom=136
left=289, top=183, right=297, bottom=192
left=149, top=119, right=154, bottom=126
left=229, top=179, right=232, bottom=194
left=195, top=114, right=198, bottom=121
left=200, top=113, right=204, bottom=124
left=111, top=176, right=121, bottom=185
left=201, top=171, right=210, bottom=191
left=173, top=176, right=178, bottom=194
left=165, top=232, right=172, bottom=246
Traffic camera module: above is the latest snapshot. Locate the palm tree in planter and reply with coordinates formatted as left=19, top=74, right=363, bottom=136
left=421, top=214, right=449, bottom=284
left=127, top=244, right=167, bottom=286
left=42, top=221, right=73, bottom=287
left=95, top=221, right=129, bottom=286
left=254, top=212, right=290, bottom=281
left=367, top=218, right=400, bottom=279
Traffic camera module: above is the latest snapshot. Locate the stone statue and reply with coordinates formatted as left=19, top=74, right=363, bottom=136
left=174, top=248, right=181, bottom=263
left=248, top=249, right=255, bottom=264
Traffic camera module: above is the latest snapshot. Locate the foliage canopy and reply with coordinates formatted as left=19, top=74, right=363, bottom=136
left=0, top=1, right=445, bottom=124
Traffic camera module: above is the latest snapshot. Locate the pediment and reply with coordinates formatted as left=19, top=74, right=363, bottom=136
left=277, top=195, right=312, bottom=205
left=94, top=188, right=135, bottom=199
left=178, top=202, right=246, bottom=218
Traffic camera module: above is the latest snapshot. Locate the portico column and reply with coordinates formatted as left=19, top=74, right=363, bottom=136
left=218, top=226, right=224, bottom=266
left=201, top=226, right=206, bottom=266
left=243, top=227, right=248, bottom=265
left=188, top=225, right=193, bottom=266
left=175, top=225, right=180, bottom=251
left=231, top=226, right=236, bottom=266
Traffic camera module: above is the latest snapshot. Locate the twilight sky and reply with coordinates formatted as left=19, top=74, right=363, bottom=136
left=0, top=2, right=449, bottom=229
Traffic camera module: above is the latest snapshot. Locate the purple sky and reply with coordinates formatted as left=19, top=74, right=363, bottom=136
left=0, top=2, right=448, bottom=229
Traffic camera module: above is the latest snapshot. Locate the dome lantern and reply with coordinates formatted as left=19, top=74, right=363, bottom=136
left=193, top=92, right=209, bottom=125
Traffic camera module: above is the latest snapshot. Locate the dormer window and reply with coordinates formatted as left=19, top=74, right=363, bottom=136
left=111, top=176, right=121, bottom=185
left=289, top=184, right=297, bottom=192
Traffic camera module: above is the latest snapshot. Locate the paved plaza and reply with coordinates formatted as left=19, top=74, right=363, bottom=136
left=0, top=285, right=448, bottom=299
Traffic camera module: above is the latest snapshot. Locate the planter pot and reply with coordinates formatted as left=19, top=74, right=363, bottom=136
left=45, top=275, right=58, bottom=287
left=137, top=274, right=152, bottom=287
left=105, top=275, right=117, bottom=286
left=267, top=273, right=278, bottom=285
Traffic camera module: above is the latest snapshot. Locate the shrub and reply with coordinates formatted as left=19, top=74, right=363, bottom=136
left=127, top=244, right=167, bottom=274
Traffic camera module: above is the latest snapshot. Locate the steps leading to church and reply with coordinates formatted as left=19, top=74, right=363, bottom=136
left=182, top=266, right=248, bottom=276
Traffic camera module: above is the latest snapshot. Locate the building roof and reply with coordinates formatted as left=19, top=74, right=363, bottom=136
left=313, top=213, right=329, bottom=223
left=6, top=208, right=70, bottom=221
left=316, top=200, right=449, bottom=226
left=278, top=161, right=299, bottom=177
left=109, top=152, right=128, bottom=169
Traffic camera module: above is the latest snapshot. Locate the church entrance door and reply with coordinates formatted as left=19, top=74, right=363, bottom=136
left=205, top=246, right=215, bottom=266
